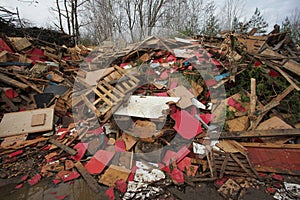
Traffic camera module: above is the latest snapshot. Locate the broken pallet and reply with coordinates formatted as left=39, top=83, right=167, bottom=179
left=81, top=65, right=139, bottom=123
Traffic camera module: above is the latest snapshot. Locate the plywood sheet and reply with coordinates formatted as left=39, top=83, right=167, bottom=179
left=0, top=108, right=54, bottom=137
left=247, top=147, right=300, bottom=175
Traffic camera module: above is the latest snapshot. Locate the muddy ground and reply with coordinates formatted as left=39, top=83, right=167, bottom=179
left=0, top=176, right=278, bottom=200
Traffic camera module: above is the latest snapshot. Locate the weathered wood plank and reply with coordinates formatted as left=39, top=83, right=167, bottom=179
left=214, top=128, right=300, bottom=139
left=74, top=161, right=101, bottom=194
left=49, top=138, right=77, bottom=156
left=0, top=73, right=29, bottom=90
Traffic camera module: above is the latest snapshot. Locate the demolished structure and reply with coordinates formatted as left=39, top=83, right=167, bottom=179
left=0, top=27, right=299, bottom=200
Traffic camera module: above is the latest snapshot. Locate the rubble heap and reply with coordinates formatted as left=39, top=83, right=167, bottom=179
left=0, top=29, right=299, bottom=200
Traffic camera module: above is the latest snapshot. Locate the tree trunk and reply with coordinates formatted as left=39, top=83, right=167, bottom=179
left=56, top=0, right=64, bottom=32
left=64, top=0, right=71, bottom=35
left=71, top=0, right=75, bottom=39
left=74, top=0, right=79, bottom=44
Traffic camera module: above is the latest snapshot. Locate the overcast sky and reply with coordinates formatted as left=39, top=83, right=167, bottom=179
left=1, top=0, right=299, bottom=31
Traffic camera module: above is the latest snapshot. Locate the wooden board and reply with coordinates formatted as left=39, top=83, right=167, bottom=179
left=0, top=108, right=54, bottom=137
left=216, top=140, right=248, bottom=156
left=247, top=147, right=300, bottom=175
left=256, top=116, right=293, bottom=130
left=216, top=128, right=300, bottom=139
left=0, top=73, right=29, bottom=90
left=283, top=60, right=300, bottom=76
left=9, top=37, right=32, bottom=51
left=256, top=116, right=293, bottom=143
left=75, top=161, right=101, bottom=193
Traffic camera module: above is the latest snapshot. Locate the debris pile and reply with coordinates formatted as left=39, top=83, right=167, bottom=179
left=0, top=28, right=299, bottom=200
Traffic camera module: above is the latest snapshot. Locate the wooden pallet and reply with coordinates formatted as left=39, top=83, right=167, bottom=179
left=213, top=150, right=259, bottom=179
left=81, top=65, right=140, bottom=123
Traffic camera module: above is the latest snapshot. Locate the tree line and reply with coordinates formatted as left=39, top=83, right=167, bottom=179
left=1, top=0, right=300, bottom=46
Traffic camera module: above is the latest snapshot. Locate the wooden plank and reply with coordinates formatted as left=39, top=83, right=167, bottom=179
left=215, top=160, right=249, bottom=167
left=249, top=85, right=295, bottom=130
left=0, top=137, right=48, bottom=156
left=115, top=84, right=125, bottom=93
left=15, top=74, right=43, bottom=94
left=215, top=164, right=249, bottom=171
left=120, top=81, right=131, bottom=90
left=219, top=153, right=229, bottom=179
left=273, top=65, right=300, bottom=91
left=215, top=128, right=300, bottom=139
left=245, top=154, right=261, bottom=179
left=81, top=94, right=101, bottom=117
left=0, top=50, right=8, bottom=62
left=282, top=60, right=300, bottom=76
left=49, top=138, right=77, bottom=156
left=240, top=142, right=300, bottom=149
left=102, top=81, right=124, bottom=98
left=114, top=65, right=140, bottom=83
left=250, top=78, right=256, bottom=115
left=216, top=140, right=248, bottom=156
left=0, top=108, right=54, bottom=137
left=206, top=146, right=216, bottom=178
left=74, top=161, right=101, bottom=193
left=255, top=116, right=293, bottom=143
left=97, top=84, right=118, bottom=102
left=0, top=73, right=29, bottom=90
left=92, top=88, right=113, bottom=106
left=221, top=171, right=249, bottom=177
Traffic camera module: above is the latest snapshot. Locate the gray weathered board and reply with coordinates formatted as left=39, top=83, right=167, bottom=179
left=0, top=108, right=54, bottom=137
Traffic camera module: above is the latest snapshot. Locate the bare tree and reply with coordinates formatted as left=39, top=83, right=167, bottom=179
left=219, top=0, right=245, bottom=31
left=51, top=0, right=88, bottom=44
left=56, top=0, right=64, bottom=32
left=83, top=0, right=208, bottom=44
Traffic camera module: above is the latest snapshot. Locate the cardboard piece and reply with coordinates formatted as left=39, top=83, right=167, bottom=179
left=122, top=133, right=137, bottom=151
left=83, top=67, right=114, bottom=86
left=167, top=86, right=194, bottom=109
left=99, top=165, right=131, bottom=187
